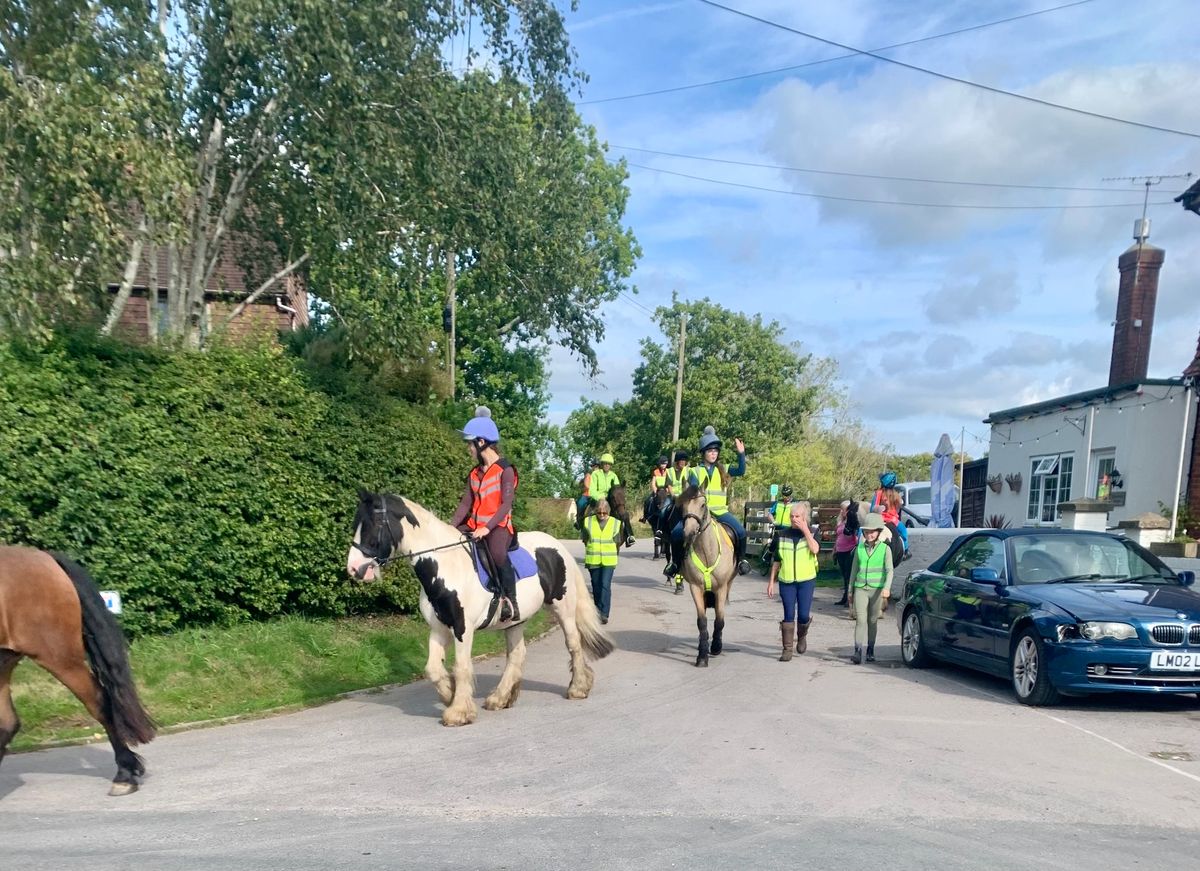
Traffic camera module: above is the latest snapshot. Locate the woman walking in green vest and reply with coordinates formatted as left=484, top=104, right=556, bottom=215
left=849, top=512, right=894, bottom=664
left=582, top=499, right=620, bottom=624
left=767, top=501, right=820, bottom=661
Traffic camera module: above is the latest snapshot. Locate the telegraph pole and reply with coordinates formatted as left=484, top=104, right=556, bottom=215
left=671, top=311, right=687, bottom=443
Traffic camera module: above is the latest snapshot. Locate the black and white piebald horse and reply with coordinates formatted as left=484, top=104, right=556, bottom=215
left=347, top=491, right=614, bottom=726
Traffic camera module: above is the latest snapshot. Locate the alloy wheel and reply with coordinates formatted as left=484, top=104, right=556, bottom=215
left=1013, top=635, right=1038, bottom=698
left=902, top=613, right=921, bottom=662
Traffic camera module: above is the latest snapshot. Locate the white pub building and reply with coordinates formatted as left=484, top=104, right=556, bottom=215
left=983, top=221, right=1199, bottom=537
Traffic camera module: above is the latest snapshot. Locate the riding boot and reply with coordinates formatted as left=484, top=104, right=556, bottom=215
left=779, top=622, right=795, bottom=662
left=851, top=645, right=863, bottom=665
left=498, top=563, right=520, bottom=623
left=734, top=536, right=749, bottom=576
left=865, top=645, right=876, bottom=663
left=796, top=618, right=811, bottom=654
left=664, top=538, right=683, bottom=578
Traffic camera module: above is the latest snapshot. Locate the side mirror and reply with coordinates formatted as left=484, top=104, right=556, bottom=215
left=970, top=567, right=1002, bottom=585
left=1178, top=570, right=1196, bottom=587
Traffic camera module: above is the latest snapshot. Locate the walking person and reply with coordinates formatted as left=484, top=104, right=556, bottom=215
left=767, top=501, right=820, bottom=661
left=834, top=500, right=858, bottom=607
left=581, top=499, right=620, bottom=625
left=849, top=512, right=894, bottom=664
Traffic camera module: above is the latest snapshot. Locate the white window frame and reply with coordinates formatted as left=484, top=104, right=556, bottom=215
left=1027, top=453, right=1074, bottom=525
left=1091, top=450, right=1116, bottom=498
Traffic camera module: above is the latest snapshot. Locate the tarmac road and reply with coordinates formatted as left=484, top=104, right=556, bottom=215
left=4, top=540, right=1200, bottom=870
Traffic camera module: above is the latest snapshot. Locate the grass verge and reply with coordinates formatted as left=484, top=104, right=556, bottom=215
left=10, top=611, right=550, bottom=751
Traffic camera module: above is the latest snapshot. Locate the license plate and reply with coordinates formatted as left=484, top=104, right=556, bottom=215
left=1149, top=650, right=1200, bottom=671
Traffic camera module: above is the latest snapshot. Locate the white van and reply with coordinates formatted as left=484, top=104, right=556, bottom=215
left=898, top=481, right=958, bottom=526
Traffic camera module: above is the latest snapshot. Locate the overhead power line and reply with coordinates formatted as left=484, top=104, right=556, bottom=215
left=624, top=161, right=1175, bottom=210
left=695, top=0, right=1200, bottom=140
left=584, top=0, right=1097, bottom=105
left=612, top=145, right=1144, bottom=193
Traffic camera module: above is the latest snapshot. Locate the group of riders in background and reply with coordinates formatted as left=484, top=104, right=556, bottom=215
left=456, top=403, right=915, bottom=625
left=572, top=432, right=916, bottom=591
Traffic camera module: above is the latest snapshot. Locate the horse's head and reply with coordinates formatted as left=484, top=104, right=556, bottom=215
left=347, top=489, right=420, bottom=582
left=608, top=484, right=628, bottom=517
left=678, top=484, right=708, bottom=546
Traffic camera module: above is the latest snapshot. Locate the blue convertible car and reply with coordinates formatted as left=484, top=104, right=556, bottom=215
left=896, top=528, right=1200, bottom=705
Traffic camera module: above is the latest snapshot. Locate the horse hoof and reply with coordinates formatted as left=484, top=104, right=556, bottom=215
left=710, top=647, right=722, bottom=657
left=108, top=781, right=138, bottom=797
left=695, top=657, right=709, bottom=668
left=441, top=708, right=477, bottom=727
left=483, top=696, right=505, bottom=711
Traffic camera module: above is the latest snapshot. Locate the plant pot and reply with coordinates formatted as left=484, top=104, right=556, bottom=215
left=1150, top=541, right=1200, bottom=559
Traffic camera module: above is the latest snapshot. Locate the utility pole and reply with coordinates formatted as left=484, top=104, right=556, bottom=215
left=671, top=310, right=687, bottom=443
left=445, top=245, right=456, bottom=400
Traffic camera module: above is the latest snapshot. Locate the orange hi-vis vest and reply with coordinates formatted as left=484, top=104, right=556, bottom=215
left=468, top=459, right=517, bottom=532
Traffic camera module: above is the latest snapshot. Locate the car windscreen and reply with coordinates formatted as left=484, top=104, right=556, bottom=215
left=1010, top=534, right=1176, bottom=585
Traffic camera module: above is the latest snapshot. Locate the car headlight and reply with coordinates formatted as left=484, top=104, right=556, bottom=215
left=1079, top=621, right=1138, bottom=641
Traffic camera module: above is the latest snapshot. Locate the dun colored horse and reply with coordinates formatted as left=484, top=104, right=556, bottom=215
left=0, top=546, right=155, bottom=795
left=676, top=485, right=737, bottom=667
left=347, top=491, right=614, bottom=726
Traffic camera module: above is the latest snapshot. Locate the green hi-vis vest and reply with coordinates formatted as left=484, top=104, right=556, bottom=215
left=772, top=501, right=793, bottom=528
left=666, top=466, right=689, bottom=490
left=854, top=541, right=889, bottom=589
left=590, top=469, right=620, bottom=500
left=584, top=516, right=620, bottom=567
left=693, top=464, right=729, bottom=515
left=777, top=535, right=818, bottom=583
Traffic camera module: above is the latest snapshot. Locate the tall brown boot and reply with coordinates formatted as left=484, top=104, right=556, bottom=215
left=796, top=618, right=811, bottom=654
left=779, top=622, right=795, bottom=662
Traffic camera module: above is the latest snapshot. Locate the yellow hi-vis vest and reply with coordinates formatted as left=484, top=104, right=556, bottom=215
left=666, top=466, right=689, bottom=491
left=777, top=535, right=818, bottom=583
left=854, top=542, right=889, bottom=589
left=652, top=469, right=669, bottom=490
left=584, top=516, right=620, bottom=567
left=772, top=501, right=793, bottom=529
left=590, top=469, right=620, bottom=501
left=693, top=464, right=729, bottom=515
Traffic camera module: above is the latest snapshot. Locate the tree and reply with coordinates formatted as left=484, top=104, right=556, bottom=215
left=566, top=296, right=822, bottom=470
left=3, top=1, right=636, bottom=361
left=0, top=1, right=186, bottom=339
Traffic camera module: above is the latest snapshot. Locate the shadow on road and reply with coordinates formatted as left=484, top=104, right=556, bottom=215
left=1, top=743, right=126, bottom=800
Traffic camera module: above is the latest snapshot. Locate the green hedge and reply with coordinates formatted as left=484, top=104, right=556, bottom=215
left=0, top=334, right=465, bottom=635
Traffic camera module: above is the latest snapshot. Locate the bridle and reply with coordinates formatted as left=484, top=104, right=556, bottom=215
left=353, top=495, right=468, bottom=578
left=681, top=498, right=711, bottom=549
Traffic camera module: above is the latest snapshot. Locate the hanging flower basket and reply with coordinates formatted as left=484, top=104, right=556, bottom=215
left=1005, top=472, right=1022, bottom=494
left=987, top=474, right=1003, bottom=494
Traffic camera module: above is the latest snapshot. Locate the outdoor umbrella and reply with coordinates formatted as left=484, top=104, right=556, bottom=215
left=930, top=433, right=957, bottom=528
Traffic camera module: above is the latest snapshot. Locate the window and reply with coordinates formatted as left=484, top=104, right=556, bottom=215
left=1011, top=534, right=1171, bottom=585
left=155, top=290, right=169, bottom=335
left=1027, top=454, right=1074, bottom=524
left=942, top=536, right=1007, bottom=581
left=1093, top=452, right=1116, bottom=500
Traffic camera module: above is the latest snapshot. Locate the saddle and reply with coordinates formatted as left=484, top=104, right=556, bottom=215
left=470, top=534, right=539, bottom=593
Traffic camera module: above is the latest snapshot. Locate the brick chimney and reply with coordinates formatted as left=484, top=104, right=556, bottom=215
left=1108, top=219, right=1165, bottom=386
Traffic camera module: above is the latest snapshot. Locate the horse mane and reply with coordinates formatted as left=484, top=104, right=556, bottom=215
left=676, top=483, right=703, bottom=512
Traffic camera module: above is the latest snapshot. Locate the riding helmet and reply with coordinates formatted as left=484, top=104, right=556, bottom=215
left=461, top=406, right=500, bottom=443
left=599, top=452, right=615, bottom=465
left=879, top=470, right=898, bottom=488
left=781, top=484, right=793, bottom=497
left=698, top=425, right=722, bottom=453
left=673, top=450, right=689, bottom=463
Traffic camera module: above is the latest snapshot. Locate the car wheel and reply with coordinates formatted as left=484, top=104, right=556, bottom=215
left=1010, top=628, right=1061, bottom=706
left=900, top=609, right=933, bottom=669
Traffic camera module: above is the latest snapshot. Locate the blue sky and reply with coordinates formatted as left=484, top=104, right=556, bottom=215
left=544, top=0, right=1200, bottom=456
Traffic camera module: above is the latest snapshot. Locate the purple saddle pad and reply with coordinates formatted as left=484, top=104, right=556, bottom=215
left=472, top=545, right=539, bottom=591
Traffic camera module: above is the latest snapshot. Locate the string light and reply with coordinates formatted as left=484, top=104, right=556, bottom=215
left=986, top=385, right=1182, bottom=446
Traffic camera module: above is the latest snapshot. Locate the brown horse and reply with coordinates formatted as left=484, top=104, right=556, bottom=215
left=606, top=484, right=635, bottom=549
left=676, top=485, right=737, bottom=667
left=0, top=546, right=155, bottom=795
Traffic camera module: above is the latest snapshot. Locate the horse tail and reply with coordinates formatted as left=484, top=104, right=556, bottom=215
left=569, top=560, right=614, bottom=661
left=51, top=554, right=157, bottom=747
